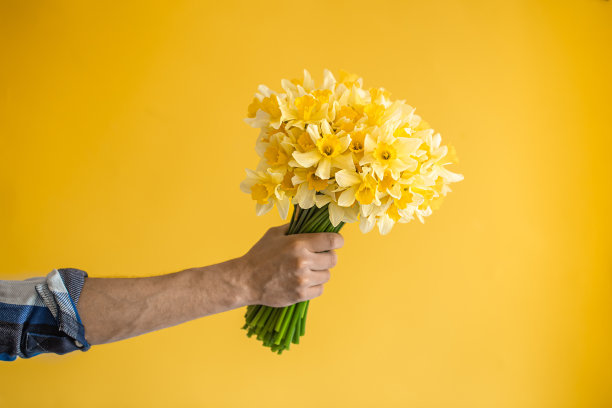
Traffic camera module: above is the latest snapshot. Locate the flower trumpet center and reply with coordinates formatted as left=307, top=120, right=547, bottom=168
left=378, top=171, right=396, bottom=192
left=281, top=171, right=297, bottom=196
left=264, top=145, right=289, bottom=166
left=387, top=201, right=402, bottom=222
left=316, top=134, right=343, bottom=158
left=295, top=95, right=320, bottom=121
left=349, top=131, right=365, bottom=154
left=251, top=183, right=274, bottom=204
left=296, top=131, right=315, bottom=152
left=374, top=143, right=397, bottom=163
left=247, top=95, right=281, bottom=119
left=306, top=170, right=329, bottom=191
left=355, top=174, right=378, bottom=205
left=364, top=103, right=386, bottom=126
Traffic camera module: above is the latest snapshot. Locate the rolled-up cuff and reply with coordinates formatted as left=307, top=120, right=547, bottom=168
left=34, top=268, right=90, bottom=354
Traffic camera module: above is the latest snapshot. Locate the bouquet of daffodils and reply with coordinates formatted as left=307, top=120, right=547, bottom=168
left=240, top=69, right=463, bottom=354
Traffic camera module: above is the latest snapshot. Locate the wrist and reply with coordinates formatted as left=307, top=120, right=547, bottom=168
left=186, top=257, right=257, bottom=314
left=231, top=255, right=259, bottom=307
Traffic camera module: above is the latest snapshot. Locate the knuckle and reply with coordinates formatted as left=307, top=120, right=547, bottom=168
left=322, top=270, right=331, bottom=283
left=289, top=238, right=304, bottom=252
left=334, top=233, right=344, bottom=248
left=297, top=287, right=308, bottom=301
left=326, top=233, right=342, bottom=249
left=328, top=251, right=338, bottom=267
left=293, top=256, right=308, bottom=270
left=327, top=234, right=336, bottom=249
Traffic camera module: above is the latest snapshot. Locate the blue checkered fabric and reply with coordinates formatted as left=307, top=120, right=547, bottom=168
left=0, top=268, right=90, bottom=361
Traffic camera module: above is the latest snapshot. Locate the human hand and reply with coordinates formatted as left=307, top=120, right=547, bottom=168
left=238, top=224, right=344, bottom=307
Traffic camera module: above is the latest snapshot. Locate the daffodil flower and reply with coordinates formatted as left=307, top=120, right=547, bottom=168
left=291, top=121, right=355, bottom=180
left=279, top=70, right=337, bottom=129
left=290, top=167, right=332, bottom=209
left=312, top=191, right=359, bottom=227
left=359, top=124, right=422, bottom=180
left=244, top=85, right=284, bottom=129
left=255, top=130, right=295, bottom=173
left=240, top=168, right=291, bottom=219
left=334, top=167, right=382, bottom=207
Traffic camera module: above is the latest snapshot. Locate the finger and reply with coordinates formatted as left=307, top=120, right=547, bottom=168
left=301, top=232, right=344, bottom=253
left=308, top=251, right=337, bottom=270
left=306, top=270, right=330, bottom=286
left=303, top=284, right=324, bottom=300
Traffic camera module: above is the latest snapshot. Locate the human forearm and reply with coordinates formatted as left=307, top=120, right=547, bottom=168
left=77, top=224, right=343, bottom=346
left=78, top=258, right=251, bottom=345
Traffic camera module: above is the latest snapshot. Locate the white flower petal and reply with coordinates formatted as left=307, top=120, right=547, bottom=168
left=307, top=124, right=320, bottom=142
left=338, top=187, right=357, bottom=207
left=277, top=196, right=290, bottom=220
left=437, top=166, right=464, bottom=182
left=244, top=110, right=270, bottom=128
left=281, top=79, right=298, bottom=95
left=314, top=193, right=332, bottom=207
left=335, top=169, right=361, bottom=187
left=378, top=214, right=395, bottom=235
left=389, top=184, right=402, bottom=199
left=255, top=201, right=273, bottom=216
left=394, top=137, right=422, bottom=156
left=239, top=178, right=255, bottom=194
left=303, top=69, right=315, bottom=91
left=372, top=162, right=385, bottom=179
left=432, top=133, right=442, bottom=149
left=257, top=85, right=273, bottom=97
left=295, top=184, right=315, bottom=209
left=320, top=120, right=333, bottom=135
left=342, top=205, right=360, bottom=224
left=413, top=129, right=434, bottom=139
left=315, top=157, right=332, bottom=180
left=329, top=202, right=344, bottom=227
left=338, top=135, right=351, bottom=152
left=331, top=152, right=355, bottom=171
left=322, top=69, right=336, bottom=90
left=293, top=150, right=321, bottom=168
left=364, top=133, right=377, bottom=152
left=359, top=214, right=376, bottom=233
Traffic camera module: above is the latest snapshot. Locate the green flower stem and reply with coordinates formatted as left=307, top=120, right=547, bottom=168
left=260, top=307, right=278, bottom=335
left=257, top=307, right=275, bottom=336
left=274, top=303, right=296, bottom=345
left=245, top=305, right=260, bottom=323
left=292, top=205, right=313, bottom=234
left=302, top=206, right=329, bottom=232
left=287, top=205, right=303, bottom=234
left=300, top=300, right=309, bottom=336
left=256, top=306, right=273, bottom=330
left=310, top=212, right=330, bottom=232
left=288, top=203, right=298, bottom=227
left=284, top=301, right=306, bottom=349
left=249, top=305, right=267, bottom=327
left=274, top=306, right=288, bottom=332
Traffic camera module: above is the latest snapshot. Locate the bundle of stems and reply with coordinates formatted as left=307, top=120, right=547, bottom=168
left=242, top=202, right=344, bottom=354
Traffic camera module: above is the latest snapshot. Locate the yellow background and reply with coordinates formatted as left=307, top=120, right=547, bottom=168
left=1, top=1, right=610, bottom=407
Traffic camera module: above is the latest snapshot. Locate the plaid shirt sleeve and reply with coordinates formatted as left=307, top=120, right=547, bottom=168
left=0, top=268, right=90, bottom=361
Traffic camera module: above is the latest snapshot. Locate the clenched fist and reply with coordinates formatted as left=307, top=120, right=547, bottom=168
left=238, top=224, right=344, bottom=307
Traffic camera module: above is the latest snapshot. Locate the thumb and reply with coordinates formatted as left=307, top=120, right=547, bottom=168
left=274, top=223, right=291, bottom=235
